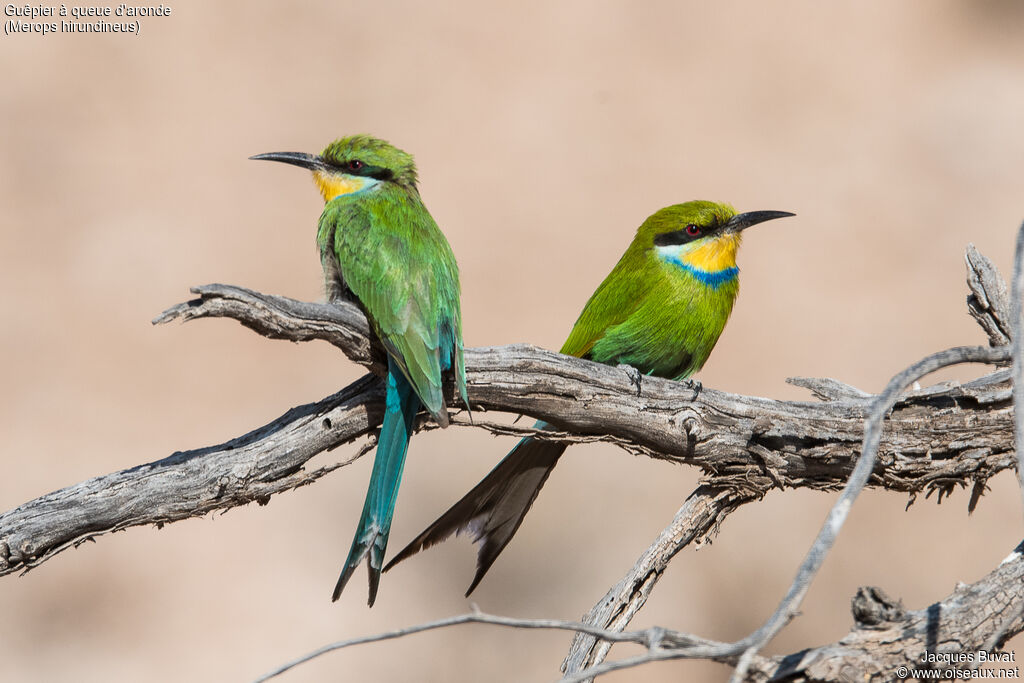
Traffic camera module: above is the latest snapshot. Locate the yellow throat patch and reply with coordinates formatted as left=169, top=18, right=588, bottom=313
left=313, top=171, right=374, bottom=201
left=681, top=232, right=742, bottom=272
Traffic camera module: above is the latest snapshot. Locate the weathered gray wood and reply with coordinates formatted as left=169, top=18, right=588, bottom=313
left=966, top=243, right=1012, bottom=349
left=0, top=284, right=1015, bottom=578
left=159, top=285, right=1017, bottom=499
left=152, top=284, right=385, bottom=373
left=746, top=540, right=1024, bottom=682
left=786, top=376, right=873, bottom=402
left=0, top=375, right=385, bottom=575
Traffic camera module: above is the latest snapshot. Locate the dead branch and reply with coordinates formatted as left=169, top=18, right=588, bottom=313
left=0, top=282, right=1013, bottom=576
left=1, top=231, right=1021, bottom=683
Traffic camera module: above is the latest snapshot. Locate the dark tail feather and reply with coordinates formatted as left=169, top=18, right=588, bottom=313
left=333, top=360, right=418, bottom=606
left=384, top=424, right=567, bottom=595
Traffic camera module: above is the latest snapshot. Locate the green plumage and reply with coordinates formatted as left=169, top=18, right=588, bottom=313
left=386, top=201, right=792, bottom=594
left=251, top=135, right=467, bottom=606
left=316, top=176, right=467, bottom=423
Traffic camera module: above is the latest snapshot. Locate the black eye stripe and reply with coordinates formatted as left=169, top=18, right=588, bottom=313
left=365, top=166, right=394, bottom=181
left=654, top=229, right=704, bottom=246
left=653, top=231, right=688, bottom=246
left=653, top=220, right=721, bottom=247
left=332, top=160, right=394, bottom=182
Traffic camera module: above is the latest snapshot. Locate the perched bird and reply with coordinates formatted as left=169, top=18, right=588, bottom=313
left=384, top=201, right=792, bottom=595
left=252, top=135, right=467, bottom=606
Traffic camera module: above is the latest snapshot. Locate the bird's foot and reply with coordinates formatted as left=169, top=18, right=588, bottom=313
left=618, top=364, right=643, bottom=397
left=682, top=378, right=702, bottom=400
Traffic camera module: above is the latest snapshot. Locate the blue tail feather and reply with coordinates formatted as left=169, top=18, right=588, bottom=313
left=332, top=358, right=418, bottom=605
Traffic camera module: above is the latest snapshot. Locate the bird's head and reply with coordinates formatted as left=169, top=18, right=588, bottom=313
left=251, top=135, right=418, bottom=202
left=637, top=201, right=793, bottom=275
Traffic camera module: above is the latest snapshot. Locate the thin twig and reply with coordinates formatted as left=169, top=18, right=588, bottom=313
left=560, top=651, right=701, bottom=683
left=250, top=610, right=720, bottom=683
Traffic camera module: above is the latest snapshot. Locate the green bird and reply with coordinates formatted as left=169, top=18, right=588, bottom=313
left=252, top=135, right=467, bottom=606
left=384, top=201, right=792, bottom=594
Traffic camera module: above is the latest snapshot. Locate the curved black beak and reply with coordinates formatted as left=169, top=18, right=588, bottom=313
left=725, top=210, right=795, bottom=233
left=249, top=151, right=327, bottom=172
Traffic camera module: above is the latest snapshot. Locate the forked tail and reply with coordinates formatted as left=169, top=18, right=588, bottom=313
left=333, top=359, right=418, bottom=605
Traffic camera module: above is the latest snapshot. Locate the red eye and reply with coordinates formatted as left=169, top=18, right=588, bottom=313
left=347, top=160, right=364, bottom=172
left=685, top=224, right=701, bottom=236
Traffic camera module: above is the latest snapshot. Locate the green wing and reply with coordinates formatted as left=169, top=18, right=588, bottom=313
left=559, top=245, right=651, bottom=359
left=318, top=187, right=467, bottom=425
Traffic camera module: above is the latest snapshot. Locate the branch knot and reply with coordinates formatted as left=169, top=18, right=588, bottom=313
left=851, top=586, right=906, bottom=628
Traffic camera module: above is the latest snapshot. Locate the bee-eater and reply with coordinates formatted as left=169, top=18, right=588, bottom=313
left=251, top=135, right=467, bottom=606
left=384, top=201, right=792, bottom=595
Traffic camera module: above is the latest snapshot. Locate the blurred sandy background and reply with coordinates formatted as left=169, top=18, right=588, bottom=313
left=2, top=1, right=1023, bottom=681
